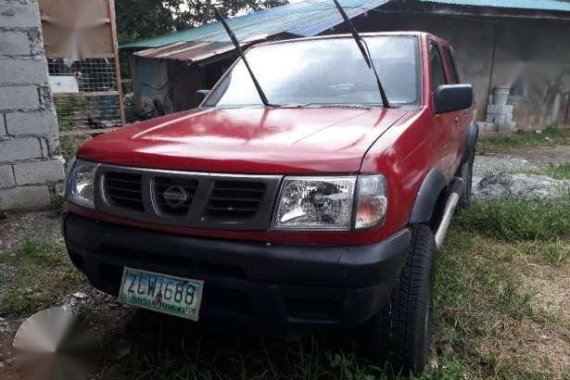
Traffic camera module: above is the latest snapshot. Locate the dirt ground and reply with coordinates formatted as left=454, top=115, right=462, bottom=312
left=0, top=145, right=569, bottom=379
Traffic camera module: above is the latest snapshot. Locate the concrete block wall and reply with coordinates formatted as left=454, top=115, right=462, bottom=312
left=0, top=0, right=64, bottom=211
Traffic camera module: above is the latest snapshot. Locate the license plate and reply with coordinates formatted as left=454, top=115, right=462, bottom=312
left=119, top=267, right=204, bottom=321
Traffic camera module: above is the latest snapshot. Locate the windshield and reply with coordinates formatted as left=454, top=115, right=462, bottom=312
left=205, top=36, right=419, bottom=107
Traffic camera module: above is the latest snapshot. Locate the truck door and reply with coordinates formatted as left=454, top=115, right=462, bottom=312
left=429, top=42, right=455, bottom=180
left=442, top=45, right=469, bottom=169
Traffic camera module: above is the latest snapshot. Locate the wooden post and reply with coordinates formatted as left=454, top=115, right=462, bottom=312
left=108, top=0, right=126, bottom=126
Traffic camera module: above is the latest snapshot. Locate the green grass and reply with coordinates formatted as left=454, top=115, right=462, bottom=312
left=433, top=228, right=565, bottom=379
left=537, top=241, right=570, bottom=266
left=0, top=235, right=85, bottom=317
left=60, top=135, right=91, bottom=162
left=477, top=127, right=570, bottom=154
left=456, top=196, right=570, bottom=241
left=115, top=318, right=472, bottom=380
left=539, top=163, right=570, bottom=180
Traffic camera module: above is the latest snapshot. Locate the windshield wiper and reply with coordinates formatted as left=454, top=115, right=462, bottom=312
left=331, top=0, right=390, bottom=108
left=213, top=8, right=277, bottom=108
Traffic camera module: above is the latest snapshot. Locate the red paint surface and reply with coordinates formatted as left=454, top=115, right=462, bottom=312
left=78, top=107, right=409, bottom=174
left=73, top=32, right=475, bottom=246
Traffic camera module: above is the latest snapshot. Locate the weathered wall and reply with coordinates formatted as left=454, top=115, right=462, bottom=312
left=0, top=0, right=64, bottom=211
left=491, top=20, right=570, bottom=129
left=170, top=60, right=205, bottom=111
left=130, top=55, right=170, bottom=114
left=354, top=12, right=495, bottom=120
left=354, top=12, right=570, bottom=129
left=130, top=56, right=208, bottom=114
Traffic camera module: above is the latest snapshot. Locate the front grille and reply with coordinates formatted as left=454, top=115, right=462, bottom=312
left=104, top=172, right=144, bottom=212
left=96, top=165, right=280, bottom=230
left=154, top=176, right=198, bottom=216
left=207, top=180, right=266, bottom=219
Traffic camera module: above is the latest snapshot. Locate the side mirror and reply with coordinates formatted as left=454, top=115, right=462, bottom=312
left=434, top=84, right=473, bottom=114
left=196, top=89, right=210, bottom=103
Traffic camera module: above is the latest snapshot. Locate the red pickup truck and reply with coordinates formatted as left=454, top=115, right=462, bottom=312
left=63, top=32, right=477, bottom=372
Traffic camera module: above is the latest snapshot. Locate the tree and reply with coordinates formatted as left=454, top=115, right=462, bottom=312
left=116, top=0, right=177, bottom=44
left=116, top=0, right=288, bottom=44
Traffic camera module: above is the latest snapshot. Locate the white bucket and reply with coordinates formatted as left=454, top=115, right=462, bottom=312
left=493, top=86, right=510, bottom=106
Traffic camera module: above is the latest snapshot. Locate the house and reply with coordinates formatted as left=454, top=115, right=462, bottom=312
left=121, top=0, right=570, bottom=131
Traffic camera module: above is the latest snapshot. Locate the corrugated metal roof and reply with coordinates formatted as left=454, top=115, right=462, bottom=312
left=122, top=0, right=570, bottom=51
left=419, top=0, right=570, bottom=12
left=135, top=41, right=235, bottom=61
left=133, top=36, right=267, bottom=62
left=121, top=0, right=389, bottom=49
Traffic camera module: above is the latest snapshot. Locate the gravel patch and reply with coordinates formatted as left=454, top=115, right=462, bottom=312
left=474, top=155, right=538, bottom=177
left=473, top=146, right=570, bottom=199
left=0, top=211, right=62, bottom=254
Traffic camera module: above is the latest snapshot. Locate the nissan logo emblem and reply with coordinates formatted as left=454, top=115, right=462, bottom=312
left=162, top=185, right=188, bottom=208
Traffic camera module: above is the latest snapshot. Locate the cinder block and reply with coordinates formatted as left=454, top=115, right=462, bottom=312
left=43, top=135, right=60, bottom=156
left=5, top=111, right=57, bottom=135
left=0, top=137, right=42, bottom=161
left=0, top=58, right=48, bottom=85
left=0, top=86, right=40, bottom=110
left=0, top=31, right=30, bottom=56
left=28, top=29, right=44, bottom=56
left=14, top=159, right=64, bottom=185
left=0, top=1, right=41, bottom=28
left=486, top=114, right=507, bottom=125
left=0, top=185, right=50, bottom=211
left=498, top=121, right=517, bottom=132
left=477, top=121, right=497, bottom=133
left=0, top=165, right=15, bottom=188
left=487, top=104, right=513, bottom=115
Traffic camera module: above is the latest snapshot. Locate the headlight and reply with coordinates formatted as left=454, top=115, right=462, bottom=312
left=66, top=159, right=99, bottom=208
left=273, top=176, right=356, bottom=230
left=273, top=174, right=388, bottom=231
left=355, top=175, right=388, bottom=229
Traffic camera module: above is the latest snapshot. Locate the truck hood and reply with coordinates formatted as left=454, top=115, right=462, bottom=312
left=78, top=107, right=409, bottom=174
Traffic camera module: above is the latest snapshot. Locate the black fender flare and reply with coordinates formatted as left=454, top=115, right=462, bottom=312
left=409, top=169, right=447, bottom=224
left=463, top=122, right=479, bottom=163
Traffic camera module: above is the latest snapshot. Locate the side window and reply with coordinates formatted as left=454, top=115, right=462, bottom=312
left=429, top=43, right=446, bottom=91
left=443, top=47, right=460, bottom=84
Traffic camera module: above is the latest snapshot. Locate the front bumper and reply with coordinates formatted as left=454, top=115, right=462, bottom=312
left=63, top=213, right=411, bottom=330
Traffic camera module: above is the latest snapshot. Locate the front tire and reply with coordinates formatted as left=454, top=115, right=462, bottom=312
left=358, top=225, right=436, bottom=374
